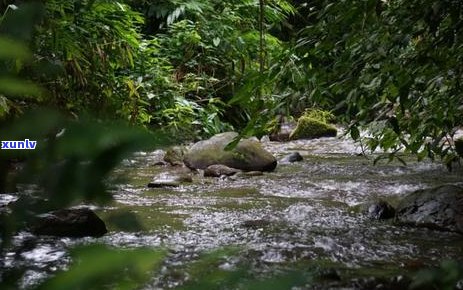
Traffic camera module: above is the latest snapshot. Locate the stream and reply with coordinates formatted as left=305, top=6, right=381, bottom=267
left=2, top=134, right=463, bottom=289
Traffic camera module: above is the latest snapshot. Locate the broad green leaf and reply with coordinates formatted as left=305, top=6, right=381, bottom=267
left=0, top=37, right=31, bottom=60
left=350, top=126, right=360, bottom=141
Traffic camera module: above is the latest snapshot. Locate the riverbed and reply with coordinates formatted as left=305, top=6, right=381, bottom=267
left=2, top=134, right=463, bottom=289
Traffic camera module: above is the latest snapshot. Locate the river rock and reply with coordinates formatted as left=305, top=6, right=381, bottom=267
left=396, top=185, right=463, bottom=233
left=280, top=152, right=303, bottom=163
left=366, top=200, right=395, bottom=220
left=289, top=116, right=337, bottom=140
left=204, top=164, right=240, bottom=177
left=163, top=146, right=187, bottom=166
left=183, top=132, right=277, bottom=172
left=31, top=208, right=107, bottom=237
left=148, top=171, right=192, bottom=188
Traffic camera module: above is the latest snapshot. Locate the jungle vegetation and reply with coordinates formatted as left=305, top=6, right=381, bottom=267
left=0, top=0, right=461, bottom=162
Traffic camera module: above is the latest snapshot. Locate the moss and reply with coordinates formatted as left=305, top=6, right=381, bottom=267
left=303, top=109, right=336, bottom=123
left=289, top=117, right=337, bottom=140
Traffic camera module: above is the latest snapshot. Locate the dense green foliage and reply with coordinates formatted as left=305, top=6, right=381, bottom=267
left=0, top=0, right=296, bottom=139
left=1, top=0, right=462, bottom=158
left=286, top=0, right=463, bottom=164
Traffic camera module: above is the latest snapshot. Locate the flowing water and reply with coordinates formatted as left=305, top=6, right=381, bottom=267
left=2, top=135, right=463, bottom=289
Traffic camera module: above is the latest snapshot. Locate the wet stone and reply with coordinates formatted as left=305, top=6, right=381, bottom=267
left=183, top=132, right=277, bottom=172
left=280, top=152, right=303, bottom=163
left=148, top=171, right=193, bottom=188
left=204, top=164, right=240, bottom=177
left=396, top=185, right=463, bottom=233
left=163, top=146, right=187, bottom=166
left=366, top=200, right=396, bottom=220
left=30, top=208, right=107, bottom=237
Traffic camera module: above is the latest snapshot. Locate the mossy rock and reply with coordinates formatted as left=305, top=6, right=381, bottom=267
left=289, top=116, right=337, bottom=140
left=303, top=108, right=336, bottom=123
left=183, top=132, right=277, bottom=172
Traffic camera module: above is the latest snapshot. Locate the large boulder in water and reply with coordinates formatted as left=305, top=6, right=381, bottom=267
left=396, top=185, right=463, bottom=234
left=183, top=132, right=277, bottom=172
left=31, top=208, right=107, bottom=237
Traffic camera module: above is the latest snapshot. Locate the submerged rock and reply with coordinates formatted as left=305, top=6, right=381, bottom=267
left=204, top=164, right=240, bottom=177
left=317, top=268, right=341, bottom=281
left=31, top=208, right=107, bottom=237
left=242, top=219, right=270, bottom=229
left=366, top=200, right=396, bottom=220
left=148, top=171, right=192, bottom=188
left=289, top=116, right=337, bottom=140
left=183, top=132, right=277, bottom=172
left=396, top=185, right=463, bottom=233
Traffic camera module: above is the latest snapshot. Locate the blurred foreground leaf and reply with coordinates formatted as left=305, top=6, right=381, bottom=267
left=410, top=260, right=463, bottom=290
left=105, top=211, right=145, bottom=232
left=0, top=2, right=44, bottom=42
left=0, top=77, right=44, bottom=97
left=244, top=271, right=310, bottom=290
left=0, top=37, right=31, bottom=60
left=179, top=248, right=312, bottom=290
left=36, top=245, right=166, bottom=290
